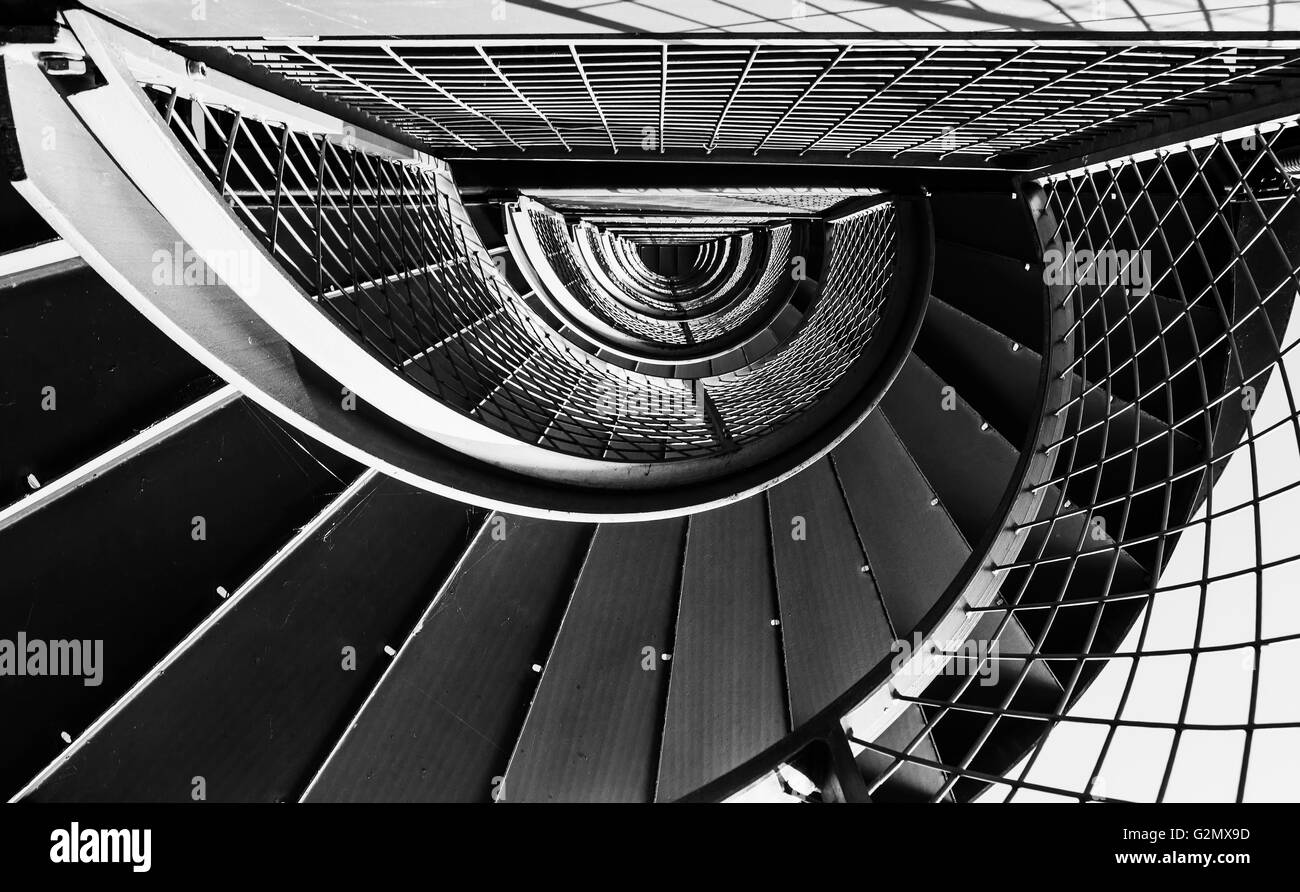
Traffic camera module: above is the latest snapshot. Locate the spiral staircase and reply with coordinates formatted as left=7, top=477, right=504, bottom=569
left=2, top=7, right=1300, bottom=803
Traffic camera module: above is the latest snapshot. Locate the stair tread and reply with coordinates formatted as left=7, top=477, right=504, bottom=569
left=882, top=351, right=1020, bottom=546
left=466, top=203, right=507, bottom=250
left=853, top=704, right=950, bottom=803
left=0, top=399, right=357, bottom=799
left=1002, top=484, right=1150, bottom=689
left=914, top=294, right=1043, bottom=446
left=1075, top=287, right=1229, bottom=426
left=655, top=497, right=788, bottom=801
left=504, top=518, right=686, bottom=802
left=931, top=238, right=1045, bottom=351
left=768, top=459, right=894, bottom=727
left=924, top=610, right=1063, bottom=801
left=306, top=513, right=589, bottom=803
left=29, top=476, right=479, bottom=802
left=833, top=411, right=972, bottom=637
left=929, top=193, right=1037, bottom=261
left=0, top=179, right=58, bottom=254
left=0, top=261, right=222, bottom=508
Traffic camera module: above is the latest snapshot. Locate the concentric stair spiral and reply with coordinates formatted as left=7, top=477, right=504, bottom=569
left=3, top=10, right=1300, bottom=803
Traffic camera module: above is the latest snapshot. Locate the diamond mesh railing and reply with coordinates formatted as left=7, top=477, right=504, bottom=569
left=146, top=84, right=722, bottom=461
left=688, top=225, right=795, bottom=346
left=95, top=13, right=1300, bottom=800
left=709, top=204, right=895, bottom=440
left=140, top=84, right=904, bottom=467
left=532, top=188, right=874, bottom=217
left=644, top=235, right=753, bottom=311
left=581, top=229, right=695, bottom=312
left=844, top=120, right=1300, bottom=803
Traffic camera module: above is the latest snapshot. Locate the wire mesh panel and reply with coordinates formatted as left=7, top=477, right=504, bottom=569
left=143, top=84, right=725, bottom=461
left=581, top=229, right=745, bottom=317
left=688, top=225, right=795, bottom=344
left=517, top=203, right=805, bottom=355
left=581, top=229, right=698, bottom=312
left=848, top=120, right=1300, bottom=803
left=226, top=42, right=1300, bottom=163
left=531, top=187, right=874, bottom=216
left=138, top=84, right=905, bottom=465
left=708, top=205, right=895, bottom=440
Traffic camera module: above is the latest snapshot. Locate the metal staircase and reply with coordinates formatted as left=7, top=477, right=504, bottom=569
left=2, top=8, right=1299, bottom=803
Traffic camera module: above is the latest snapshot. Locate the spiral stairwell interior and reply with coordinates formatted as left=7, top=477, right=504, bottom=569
left=2, top=10, right=1300, bottom=803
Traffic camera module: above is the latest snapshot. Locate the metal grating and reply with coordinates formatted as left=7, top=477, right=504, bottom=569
left=687, top=225, right=795, bottom=345
left=611, top=232, right=757, bottom=314
left=226, top=42, right=1300, bottom=163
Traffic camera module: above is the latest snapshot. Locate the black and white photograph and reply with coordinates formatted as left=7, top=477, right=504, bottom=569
left=0, top=0, right=1296, bottom=875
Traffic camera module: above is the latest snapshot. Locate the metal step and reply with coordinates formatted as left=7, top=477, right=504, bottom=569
left=767, top=460, right=894, bottom=726
left=882, top=351, right=1020, bottom=546
left=928, top=192, right=1038, bottom=262
left=0, top=257, right=222, bottom=508
left=0, top=398, right=358, bottom=798
left=0, top=179, right=56, bottom=254
left=503, top=518, right=687, bottom=802
left=833, top=411, right=972, bottom=636
left=17, top=472, right=484, bottom=801
left=465, top=202, right=508, bottom=251
left=305, top=513, right=591, bottom=802
left=1057, top=371, right=1207, bottom=574
left=852, top=704, right=951, bottom=802
left=655, top=497, right=788, bottom=801
left=921, top=611, right=1064, bottom=802
left=931, top=238, right=1045, bottom=351
left=1000, top=484, right=1151, bottom=693
left=1075, top=287, right=1229, bottom=432
left=913, top=295, right=1043, bottom=447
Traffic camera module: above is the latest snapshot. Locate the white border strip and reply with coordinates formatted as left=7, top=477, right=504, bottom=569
left=0, top=384, right=240, bottom=536
left=0, top=240, right=79, bottom=278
